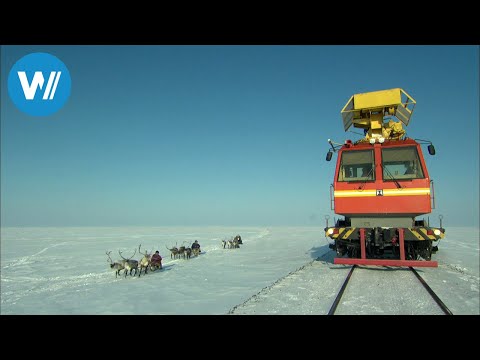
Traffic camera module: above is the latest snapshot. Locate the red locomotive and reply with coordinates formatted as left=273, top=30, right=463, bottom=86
left=325, top=88, right=445, bottom=267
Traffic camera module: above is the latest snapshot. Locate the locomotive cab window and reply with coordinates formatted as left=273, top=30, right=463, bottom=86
left=337, top=150, right=375, bottom=182
left=381, top=147, right=425, bottom=180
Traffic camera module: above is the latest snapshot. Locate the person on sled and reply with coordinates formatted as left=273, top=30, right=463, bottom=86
left=150, top=250, right=163, bottom=270
left=191, top=240, right=201, bottom=255
left=235, top=235, right=242, bottom=245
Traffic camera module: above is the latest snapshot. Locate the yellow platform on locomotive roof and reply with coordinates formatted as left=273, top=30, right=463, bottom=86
left=341, top=88, right=416, bottom=132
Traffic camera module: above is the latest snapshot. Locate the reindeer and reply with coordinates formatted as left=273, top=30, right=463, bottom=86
left=226, top=237, right=240, bottom=249
left=177, top=245, right=186, bottom=259
left=166, top=244, right=179, bottom=259
left=118, top=249, right=139, bottom=277
left=137, top=244, right=152, bottom=277
left=106, top=251, right=126, bottom=278
left=184, top=247, right=192, bottom=259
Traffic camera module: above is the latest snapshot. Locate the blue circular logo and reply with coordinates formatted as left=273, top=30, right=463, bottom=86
left=8, top=52, right=71, bottom=117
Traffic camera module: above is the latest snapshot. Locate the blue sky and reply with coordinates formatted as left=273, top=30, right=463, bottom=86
left=1, top=45, right=478, bottom=227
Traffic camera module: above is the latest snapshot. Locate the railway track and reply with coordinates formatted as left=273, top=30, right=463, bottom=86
left=328, top=265, right=453, bottom=315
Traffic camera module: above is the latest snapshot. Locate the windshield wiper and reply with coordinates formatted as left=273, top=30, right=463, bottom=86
left=358, top=167, right=374, bottom=190
left=382, top=165, right=402, bottom=189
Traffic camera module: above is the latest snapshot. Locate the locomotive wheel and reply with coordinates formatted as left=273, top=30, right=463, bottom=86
left=419, top=240, right=433, bottom=261
left=347, top=247, right=359, bottom=258
left=406, top=242, right=417, bottom=260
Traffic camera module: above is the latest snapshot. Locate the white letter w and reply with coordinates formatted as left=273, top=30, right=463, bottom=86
left=17, top=71, right=62, bottom=100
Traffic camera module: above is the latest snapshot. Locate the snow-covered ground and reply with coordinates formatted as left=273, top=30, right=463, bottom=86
left=1, top=226, right=478, bottom=315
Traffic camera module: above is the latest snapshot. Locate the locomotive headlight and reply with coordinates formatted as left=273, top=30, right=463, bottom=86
left=378, top=137, right=385, bottom=143
left=369, top=138, right=376, bottom=144
left=327, top=228, right=334, bottom=235
left=434, top=229, right=441, bottom=236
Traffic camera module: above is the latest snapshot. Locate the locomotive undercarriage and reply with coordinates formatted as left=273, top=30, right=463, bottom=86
left=330, top=227, right=436, bottom=261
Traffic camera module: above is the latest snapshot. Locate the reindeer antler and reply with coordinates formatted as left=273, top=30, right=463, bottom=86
left=119, top=248, right=137, bottom=260
left=106, top=251, right=113, bottom=263
left=139, top=244, right=148, bottom=256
